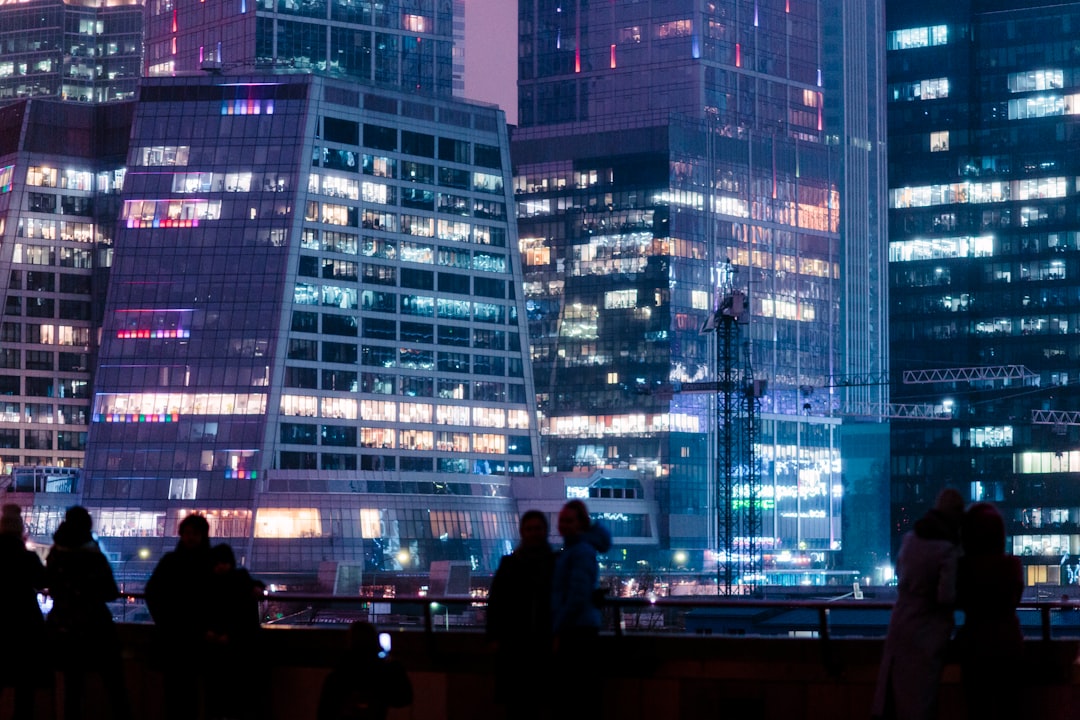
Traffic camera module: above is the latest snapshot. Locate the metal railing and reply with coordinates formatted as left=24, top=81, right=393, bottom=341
left=110, top=592, right=1080, bottom=644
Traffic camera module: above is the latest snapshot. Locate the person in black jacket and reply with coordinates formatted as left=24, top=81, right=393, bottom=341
left=317, top=621, right=412, bottom=720
left=486, top=509, right=555, bottom=720
left=0, top=504, right=46, bottom=720
left=46, top=505, right=132, bottom=720
left=145, top=513, right=213, bottom=720
left=205, top=543, right=265, bottom=720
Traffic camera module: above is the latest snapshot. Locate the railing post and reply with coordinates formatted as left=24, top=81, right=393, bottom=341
left=613, top=600, right=623, bottom=637
left=818, top=606, right=839, bottom=676
left=1041, top=604, right=1052, bottom=642
left=423, top=601, right=434, bottom=637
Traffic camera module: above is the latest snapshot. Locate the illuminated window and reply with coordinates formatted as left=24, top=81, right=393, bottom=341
left=604, top=289, right=637, bottom=309
left=93, top=392, right=267, bottom=421
left=399, top=429, right=434, bottom=450
left=359, top=509, right=383, bottom=538
left=887, top=25, right=948, bottom=50
left=1008, top=69, right=1063, bottom=92
left=399, top=402, right=432, bottom=424
left=607, top=373, right=618, bottom=384
left=321, top=397, right=358, bottom=419
left=27, top=166, right=59, bottom=187
left=360, top=400, right=396, bottom=422
left=890, top=77, right=949, bottom=102
left=930, top=131, right=949, bottom=152
left=402, top=14, right=428, bottom=32
left=281, top=395, right=318, bottom=417
left=656, top=19, right=692, bottom=38
left=168, top=478, right=197, bottom=500
left=691, top=290, right=711, bottom=310
left=135, top=146, right=190, bottom=167
left=473, top=433, right=506, bottom=454
left=254, top=508, right=321, bottom=538
left=1009, top=96, right=1065, bottom=120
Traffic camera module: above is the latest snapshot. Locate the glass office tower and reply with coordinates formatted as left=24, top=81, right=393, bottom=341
left=0, top=99, right=131, bottom=489
left=0, top=0, right=142, bottom=103
left=888, top=0, right=1080, bottom=587
left=82, top=74, right=537, bottom=580
left=143, top=0, right=453, bottom=95
left=515, top=0, right=888, bottom=581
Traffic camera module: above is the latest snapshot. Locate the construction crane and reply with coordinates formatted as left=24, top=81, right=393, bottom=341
left=701, top=286, right=761, bottom=595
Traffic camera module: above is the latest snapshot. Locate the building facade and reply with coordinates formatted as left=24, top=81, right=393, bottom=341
left=888, top=0, right=1080, bottom=587
left=514, top=0, right=888, bottom=582
left=0, top=0, right=142, bottom=103
left=80, top=74, right=538, bottom=581
left=143, top=0, right=454, bottom=96
left=0, top=99, right=131, bottom=478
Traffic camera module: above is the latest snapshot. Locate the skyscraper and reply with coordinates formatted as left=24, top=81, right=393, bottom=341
left=142, top=0, right=454, bottom=95
left=514, top=0, right=889, bottom=581
left=0, top=0, right=142, bottom=102
left=81, top=73, right=537, bottom=580
left=888, top=0, right=1080, bottom=586
left=0, top=98, right=131, bottom=486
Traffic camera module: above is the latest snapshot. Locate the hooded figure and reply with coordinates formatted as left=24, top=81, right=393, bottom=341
left=550, top=500, right=612, bottom=720
left=872, top=488, right=964, bottom=720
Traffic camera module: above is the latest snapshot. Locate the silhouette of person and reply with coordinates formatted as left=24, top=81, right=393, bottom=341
left=0, top=504, right=45, bottom=720
left=872, top=488, right=964, bottom=720
left=551, top=500, right=611, bottom=720
left=956, top=502, right=1024, bottom=720
left=46, top=506, right=132, bottom=720
left=145, top=513, right=213, bottom=720
left=487, top=509, right=555, bottom=719
left=205, top=543, right=265, bottom=720
left=317, top=621, right=412, bottom=720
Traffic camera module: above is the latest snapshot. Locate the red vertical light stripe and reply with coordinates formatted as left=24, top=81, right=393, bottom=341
left=817, top=93, right=823, bottom=131
left=735, top=43, right=741, bottom=67
left=610, top=44, right=616, bottom=68
left=575, top=46, right=581, bottom=72
left=172, top=8, right=177, bottom=32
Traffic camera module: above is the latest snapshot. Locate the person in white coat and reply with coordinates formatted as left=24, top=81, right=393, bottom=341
left=872, top=488, right=965, bottom=720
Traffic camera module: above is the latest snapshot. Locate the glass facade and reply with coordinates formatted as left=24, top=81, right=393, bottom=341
left=515, top=0, right=887, bottom=581
left=144, top=0, right=453, bottom=96
left=0, top=0, right=142, bottom=102
left=887, top=0, right=1080, bottom=587
left=0, top=99, right=132, bottom=481
left=82, top=75, right=537, bottom=577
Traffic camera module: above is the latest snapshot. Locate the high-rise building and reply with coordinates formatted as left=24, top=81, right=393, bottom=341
left=142, top=0, right=454, bottom=95
left=0, top=99, right=131, bottom=485
left=887, top=0, right=1080, bottom=586
left=0, top=0, right=142, bottom=103
left=513, top=0, right=889, bottom=582
left=81, top=74, right=537, bottom=581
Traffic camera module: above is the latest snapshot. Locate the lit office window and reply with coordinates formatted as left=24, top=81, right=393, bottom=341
left=254, top=508, right=321, bottom=538
left=930, top=131, right=949, bottom=152
left=887, top=25, right=948, bottom=50
left=1008, top=69, right=1063, bottom=92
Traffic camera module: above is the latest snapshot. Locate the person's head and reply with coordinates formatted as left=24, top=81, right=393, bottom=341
left=177, top=513, right=210, bottom=551
left=963, top=502, right=1006, bottom=556
left=0, top=504, right=24, bottom=538
left=64, top=506, right=93, bottom=542
left=346, top=621, right=381, bottom=658
left=933, top=487, right=965, bottom=531
left=210, top=543, right=237, bottom=574
left=557, top=500, right=591, bottom=541
left=518, top=510, right=549, bottom=548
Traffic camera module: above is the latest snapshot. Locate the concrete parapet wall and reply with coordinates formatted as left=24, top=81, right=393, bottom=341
left=5, top=625, right=1080, bottom=719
